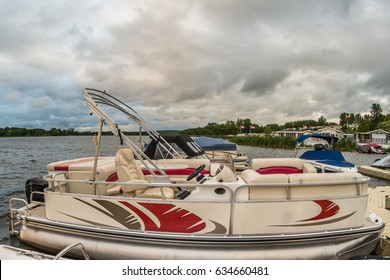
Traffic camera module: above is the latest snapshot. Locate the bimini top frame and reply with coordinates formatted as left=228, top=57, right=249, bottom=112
left=83, top=88, right=174, bottom=180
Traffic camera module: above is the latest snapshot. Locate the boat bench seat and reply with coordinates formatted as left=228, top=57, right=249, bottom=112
left=251, top=158, right=317, bottom=174
left=240, top=169, right=289, bottom=200
left=288, top=172, right=367, bottom=198
left=240, top=169, right=367, bottom=201
left=47, top=157, right=118, bottom=195
left=241, top=169, right=288, bottom=184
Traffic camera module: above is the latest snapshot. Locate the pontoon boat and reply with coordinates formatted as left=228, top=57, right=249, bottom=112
left=8, top=89, right=383, bottom=260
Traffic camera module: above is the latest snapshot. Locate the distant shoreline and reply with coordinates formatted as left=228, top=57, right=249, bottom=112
left=0, top=127, right=180, bottom=138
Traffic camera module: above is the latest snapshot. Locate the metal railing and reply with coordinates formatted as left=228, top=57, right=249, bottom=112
left=9, top=198, right=30, bottom=236
left=54, top=242, right=90, bottom=260
left=43, top=173, right=370, bottom=202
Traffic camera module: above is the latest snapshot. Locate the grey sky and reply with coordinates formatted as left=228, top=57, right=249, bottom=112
left=1, top=0, right=389, bottom=131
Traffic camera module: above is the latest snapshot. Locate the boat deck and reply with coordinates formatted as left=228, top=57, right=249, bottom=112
left=367, top=186, right=390, bottom=256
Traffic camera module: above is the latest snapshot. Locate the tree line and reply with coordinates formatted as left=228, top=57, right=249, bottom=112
left=0, top=127, right=85, bottom=137
left=339, top=103, right=390, bottom=132
left=228, top=135, right=358, bottom=152
left=183, top=103, right=389, bottom=136
left=0, top=127, right=181, bottom=137
left=181, top=118, right=335, bottom=136
left=1, top=103, right=388, bottom=138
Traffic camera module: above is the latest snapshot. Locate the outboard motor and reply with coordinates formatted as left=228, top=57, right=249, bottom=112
left=314, top=144, right=325, bottom=150
left=25, top=177, right=47, bottom=203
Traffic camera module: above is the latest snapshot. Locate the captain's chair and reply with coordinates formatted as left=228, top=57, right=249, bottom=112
left=115, top=148, right=174, bottom=199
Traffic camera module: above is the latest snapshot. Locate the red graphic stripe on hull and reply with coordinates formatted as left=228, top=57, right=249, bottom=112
left=300, top=200, right=340, bottom=222
left=120, top=202, right=206, bottom=233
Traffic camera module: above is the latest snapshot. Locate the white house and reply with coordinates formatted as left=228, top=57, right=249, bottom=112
left=355, top=129, right=389, bottom=144
left=275, top=130, right=307, bottom=138
left=317, top=127, right=345, bottom=139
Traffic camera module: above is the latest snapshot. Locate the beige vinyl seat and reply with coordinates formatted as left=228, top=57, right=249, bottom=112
left=115, top=148, right=174, bottom=199
left=239, top=169, right=290, bottom=200
left=251, top=158, right=317, bottom=173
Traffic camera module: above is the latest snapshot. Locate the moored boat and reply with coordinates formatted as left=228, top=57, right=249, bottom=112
left=143, top=134, right=249, bottom=171
left=192, top=136, right=249, bottom=170
left=372, top=155, right=390, bottom=170
left=8, top=88, right=384, bottom=260
left=358, top=143, right=386, bottom=154
left=294, top=133, right=357, bottom=173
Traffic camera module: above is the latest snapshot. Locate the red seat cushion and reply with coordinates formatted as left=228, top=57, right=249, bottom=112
left=256, top=166, right=303, bottom=175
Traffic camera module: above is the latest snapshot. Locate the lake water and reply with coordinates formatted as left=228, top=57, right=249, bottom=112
left=1, top=136, right=389, bottom=247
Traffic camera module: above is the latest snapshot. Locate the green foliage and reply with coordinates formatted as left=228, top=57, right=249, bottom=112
left=183, top=120, right=242, bottom=136
left=282, top=117, right=336, bottom=130
left=340, top=103, right=389, bottom=132
left=377, top=120, right=390, bottom=132
left=0, top=127, right=155, bottom=137
left=0, top=127, right=90, bottom=137
left=228, top=136, right=357, bottom=152
left=333, top=138, right=357, bottom=152
left=229, top=136, right=297, bottom=149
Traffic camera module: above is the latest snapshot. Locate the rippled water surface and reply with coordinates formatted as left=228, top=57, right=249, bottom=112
left=0, top=135, right=129, bottom=244
left=1, top=136, right=388, bottom=246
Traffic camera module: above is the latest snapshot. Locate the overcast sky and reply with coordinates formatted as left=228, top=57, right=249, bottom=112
left=1, top=0, right=389, bottom=131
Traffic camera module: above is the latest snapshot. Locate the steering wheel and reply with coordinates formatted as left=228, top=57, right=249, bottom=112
left=186, top=164, right=206, bottom=181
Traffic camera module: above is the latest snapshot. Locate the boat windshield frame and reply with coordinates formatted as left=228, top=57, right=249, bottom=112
left=83, top=88, right=176, bottom=181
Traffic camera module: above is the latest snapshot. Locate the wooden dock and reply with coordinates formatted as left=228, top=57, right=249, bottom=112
left=367, top=186, right=390, bottom=256
left=358, top=165, right=390, bottom=181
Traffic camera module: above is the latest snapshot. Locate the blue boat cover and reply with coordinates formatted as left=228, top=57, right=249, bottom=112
left=193, top=137, right=236, bottom=151
left=296, top=134, right=356, bottom=169
left=300, top=150, right=355, bottom=168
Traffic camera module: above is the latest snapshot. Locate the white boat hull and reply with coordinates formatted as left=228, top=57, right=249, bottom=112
left=13, top=165, right=384, bottom=260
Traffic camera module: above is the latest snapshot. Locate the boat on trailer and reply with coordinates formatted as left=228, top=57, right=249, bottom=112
left=8, top=88, right=384, bottom=260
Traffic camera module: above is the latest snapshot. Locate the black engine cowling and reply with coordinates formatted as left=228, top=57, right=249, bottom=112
left=25, top=177, right=47, bottom=203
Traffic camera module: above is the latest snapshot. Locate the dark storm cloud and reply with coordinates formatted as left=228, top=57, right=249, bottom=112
left=0, top=0, right=389, bottom=130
